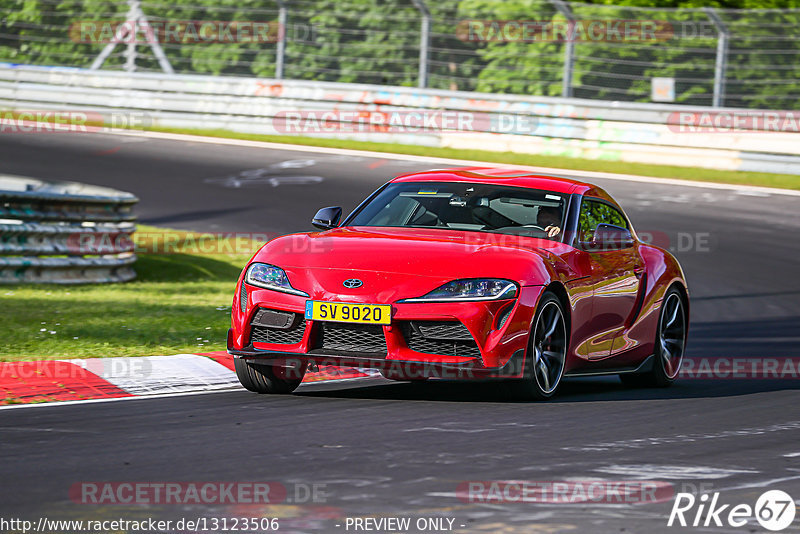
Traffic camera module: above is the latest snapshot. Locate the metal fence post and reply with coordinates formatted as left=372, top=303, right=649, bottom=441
left=550, top=0, right=575, bottom=98
left=124, top=20, right=137, bottom=72
left=410, top=0, right=431, bottom=88
left=90, top=0, right=173, bottom=74
left=704, top=7, right=729, bottom=108
left=275, top=0, right=288, bottom=79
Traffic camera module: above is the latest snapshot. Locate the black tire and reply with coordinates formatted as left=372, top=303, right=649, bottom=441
left=507, top=292, right=568, bottom=400
left=234, top=358, right=305, bottom=394
left=620, top=286, right=687, bottom=388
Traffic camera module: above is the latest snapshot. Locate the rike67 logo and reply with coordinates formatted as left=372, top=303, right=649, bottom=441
left=668, top=490, right=796, bottom=531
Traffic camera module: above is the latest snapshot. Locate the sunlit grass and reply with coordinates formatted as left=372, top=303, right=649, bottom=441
left=0, top=226, right=259, bottom=361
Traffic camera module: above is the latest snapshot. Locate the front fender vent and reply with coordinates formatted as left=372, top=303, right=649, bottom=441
left=239, top=283, right=247, bottom=313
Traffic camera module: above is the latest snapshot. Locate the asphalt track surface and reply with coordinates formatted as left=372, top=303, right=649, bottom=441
left=1, top=132, right=799, bottom=533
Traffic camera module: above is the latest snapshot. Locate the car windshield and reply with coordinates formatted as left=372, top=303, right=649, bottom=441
left=348, top=181, right=568, bottom=241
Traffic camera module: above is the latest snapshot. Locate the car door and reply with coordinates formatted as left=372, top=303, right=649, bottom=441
left=576, top=198, right=643, bottom=361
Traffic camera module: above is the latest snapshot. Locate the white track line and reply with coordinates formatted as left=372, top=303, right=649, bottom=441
left=62, top=353, right=241, bottom=395
left=0, top=387, right=240, bottom=411
left=114, top=129, right=800, bottom=197
left=714, top=474, right=800, bottom=493
left=0, top=374, right=380, bottom=412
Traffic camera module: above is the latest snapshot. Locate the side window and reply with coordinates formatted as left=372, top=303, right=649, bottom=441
left=578, top=199, right=628, bottom=243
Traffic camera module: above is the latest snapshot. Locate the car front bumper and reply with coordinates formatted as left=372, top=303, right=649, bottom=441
left=228, top=283, right=545, bottom=378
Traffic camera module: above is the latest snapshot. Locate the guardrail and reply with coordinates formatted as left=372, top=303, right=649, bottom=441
left=0, top=174, right=137, bottom=284
left=1, top=63, right=799, bottom=176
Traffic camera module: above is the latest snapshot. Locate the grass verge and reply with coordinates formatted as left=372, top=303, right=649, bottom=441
left=0, top=225, right=257, bottom=361
left=149, top=127, right=800, bottom=191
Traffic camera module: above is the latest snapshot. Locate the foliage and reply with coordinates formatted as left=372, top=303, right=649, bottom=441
left=0, top=0, right=798, bottom=107
left=578, top=200, right=627, bottom=242
left=0, top=226, right=258, bottom=360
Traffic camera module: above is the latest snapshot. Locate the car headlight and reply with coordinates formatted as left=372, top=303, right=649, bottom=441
left=400, top=278, right=517, bottom=302
left=244, top=263, right=309, bottom=297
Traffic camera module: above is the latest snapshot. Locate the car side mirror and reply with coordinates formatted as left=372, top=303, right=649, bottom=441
left=586, top=224, right=634, bottom=250
left=312, top=206, right=342, bottom=230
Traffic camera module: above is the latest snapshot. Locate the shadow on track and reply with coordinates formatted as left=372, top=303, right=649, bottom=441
left=687, top=316, right=800, bottom=358
left=692, top=289, right=800, bottom=301
left=295, top=376, right=800, bottom=404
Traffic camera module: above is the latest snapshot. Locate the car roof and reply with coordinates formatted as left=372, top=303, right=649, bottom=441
left=390, top=167, right=595, bottom=196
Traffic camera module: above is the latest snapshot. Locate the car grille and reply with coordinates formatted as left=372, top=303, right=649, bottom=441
left=315, top=323, right=387, bottom=355
left=249, top=308, right=306, bottom=345
left=402, top=321, right=481, bottom=359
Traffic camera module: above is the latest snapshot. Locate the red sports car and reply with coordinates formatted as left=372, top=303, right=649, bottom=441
left=228, top=168, right=689, bottom=399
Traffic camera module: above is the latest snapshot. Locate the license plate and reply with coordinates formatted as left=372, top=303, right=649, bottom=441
left=304, top=301, right=391, bottom=325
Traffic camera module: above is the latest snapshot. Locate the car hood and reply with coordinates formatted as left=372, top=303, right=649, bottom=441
left=251, top=227, right=572, bottom=302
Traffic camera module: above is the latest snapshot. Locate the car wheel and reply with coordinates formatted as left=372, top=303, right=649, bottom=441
left=620, top=287, right=687, bottom=387
left=234, top=358, right=305, bottom=394
left=509, top=292, right=568, bottom=400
